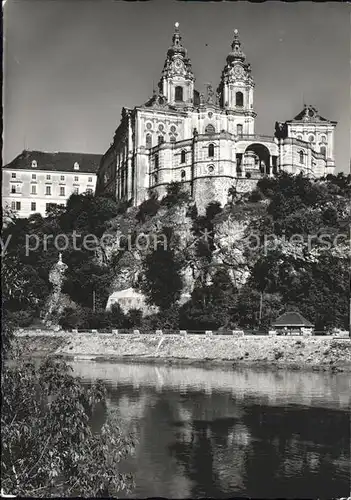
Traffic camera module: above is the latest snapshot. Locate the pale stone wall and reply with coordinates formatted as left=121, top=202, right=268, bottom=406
left=106, top=287, right=159, bottom=316
left=193, top=176, right=233, bottom=213
left=287, top=122, right=335, bottom=162
left=280, top=140, right=333, bottom=177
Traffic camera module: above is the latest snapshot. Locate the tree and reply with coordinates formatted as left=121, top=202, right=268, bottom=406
left=60, top=193, right=121, bottom=236
left=135, top=192, right=160, bottom=223
left=179, top=268, right=237, bottom=330
left=140, top=307, right=180, bottom=332
left=243, top=172, right=350, bottom=330
left=140, top=242, right=183, bottom=310
left=126, top=308, right=143, bottom=328
left=62, top=259, right=113, bottom=310
left=108, top=303, right=128, bottom=328
left=161, top=182, right=190, bottom=208
left=1, top=263, right=135, bottom=497
left=234, top=287, right=283, bottom=329
left=1, top=357, right=135, bottom=497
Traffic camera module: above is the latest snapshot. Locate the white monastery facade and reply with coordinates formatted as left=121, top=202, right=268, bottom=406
left=96, top=24, right=337, bottom=212
left=2, top=151, right=100, bottom=218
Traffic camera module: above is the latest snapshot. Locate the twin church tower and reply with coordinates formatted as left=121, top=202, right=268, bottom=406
left=97, top=23, right=336, bottom=212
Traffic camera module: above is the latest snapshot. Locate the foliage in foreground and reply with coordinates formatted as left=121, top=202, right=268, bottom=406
left=1, top=356, right=135, bottom=497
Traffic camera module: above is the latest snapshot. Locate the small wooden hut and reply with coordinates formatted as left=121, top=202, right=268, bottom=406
left=271, top=311, right=314, bottom=335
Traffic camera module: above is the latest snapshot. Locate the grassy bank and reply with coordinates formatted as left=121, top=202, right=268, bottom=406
left=15, top=331, right=351, bottom=372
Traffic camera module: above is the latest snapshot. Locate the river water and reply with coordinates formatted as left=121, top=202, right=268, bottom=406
left=68, top=360, right=350, bottom=498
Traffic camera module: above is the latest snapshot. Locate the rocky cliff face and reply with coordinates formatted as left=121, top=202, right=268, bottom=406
left=100, top=199, right=264, bottom=313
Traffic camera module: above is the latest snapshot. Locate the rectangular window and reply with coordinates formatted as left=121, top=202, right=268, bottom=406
left=88, top=176, right=92, bottom=182
left=86, top=188, right=93, bottom=195
left=74, top=176, right=79, bottom=182
left=60, top=186, right=65, bottom=196
left=31, top=202, right=36, bottom=211
left=46, top=174, right=51, bottom=180
left=60, top=175, right=65, bottom=181
left=11, top=173, right=16, bottom=179
left=11, top=185, right=16, bottom=193
left=32, top=174, right=36, bottom=180
left=73, top=187, right=79, bottom=194
left=31, top=185, right=36, bottom=194
left=11, top=201, right=16, bottom=210
left=46, top=186, right=51, bottom=195
left=16, top=201, right=21, bottom=211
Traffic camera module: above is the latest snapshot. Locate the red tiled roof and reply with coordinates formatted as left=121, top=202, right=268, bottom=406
left=3, top=150, right=102, bottom=174
left=272, top=311, right=314, bottom=328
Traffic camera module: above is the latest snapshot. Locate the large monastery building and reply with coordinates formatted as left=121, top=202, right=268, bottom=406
left=96, top=23, right=336, bottom=212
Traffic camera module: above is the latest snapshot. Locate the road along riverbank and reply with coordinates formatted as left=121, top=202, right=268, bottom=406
left=14, top=331, right=351, bottom=372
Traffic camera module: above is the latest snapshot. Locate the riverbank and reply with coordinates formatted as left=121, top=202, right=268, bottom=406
left=15, top=331, right=351, bottom=372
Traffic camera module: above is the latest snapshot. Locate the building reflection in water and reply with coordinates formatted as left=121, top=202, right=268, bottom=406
left=69, top=361, right=350, bottom=498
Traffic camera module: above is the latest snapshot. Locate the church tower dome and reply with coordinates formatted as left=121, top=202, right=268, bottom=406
left=217, top=28, right=255, bottom=127
left=158, top=22, right=195, bottom=106
left=226, top=29, right=246, bottom=64
left=167, top=22, right=187, bottom=58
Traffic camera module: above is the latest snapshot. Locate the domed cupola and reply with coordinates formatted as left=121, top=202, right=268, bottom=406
left=216, top=28, right=255, bottom=128
left=167, top=22, right=187, bottom=59
left=226, top=29, right=246, bottom=65
left=158, top=22, right=195, bottom=106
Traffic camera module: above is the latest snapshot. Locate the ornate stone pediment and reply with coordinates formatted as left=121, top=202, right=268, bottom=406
left=143, top=91, right=169, bottom=109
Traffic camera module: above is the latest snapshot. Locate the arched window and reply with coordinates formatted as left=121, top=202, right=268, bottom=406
left=320, top=146, right=326, bottom=157
left=320, top=135, right=327, bottom=144
left=153, top=173, right=158, bottom=184
left=181, top=170, right=186, bottom=180
left=181, top=150, right=186, bottom=163
left=297, top=134, right=303, bottom=141
left=158, top=135, right=164, bottom=145
left=237, top=124, right=243, bottom=136
left=154, top=154, right=159, bottom=169
left=205, top=124, right=215, bottom=134
left=236, top=92, right=244, bottom=107
left=208, top=143, right=215, bottom=158
left=299, top=151, right=304, bottom=164
left=170, top=136, right=176, bottom=143
left=175, top=86, right=183, bottom=102
left=146, top=134, right=152, bottom=149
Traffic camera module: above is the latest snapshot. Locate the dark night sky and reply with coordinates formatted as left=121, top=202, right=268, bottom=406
left=3, top=0, right=350, bottom=171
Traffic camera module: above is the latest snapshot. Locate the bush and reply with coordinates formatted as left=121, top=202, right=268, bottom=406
left=108, top=303, right=128, bottom=328
left=248, top=189, right=264, bottom=202
left=141, top=307, right=179, bottom=331
left=126, top=308, right=143, bottom=328
left=136, top=197, right=160, bottom=223
left=59, top=306, right=112, bottom=330
left=1, top=357, right=135, bottom=496
left=161, top=182, right=190, bottom=208
left=59, top=307, right=80, bottom=330
left=84, top=309, right=111, bottom=330
left=7, top=309, right=36, bottom=328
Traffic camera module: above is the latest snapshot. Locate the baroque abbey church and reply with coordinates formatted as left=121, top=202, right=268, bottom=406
left=96, top=23, right=337, bottom=212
